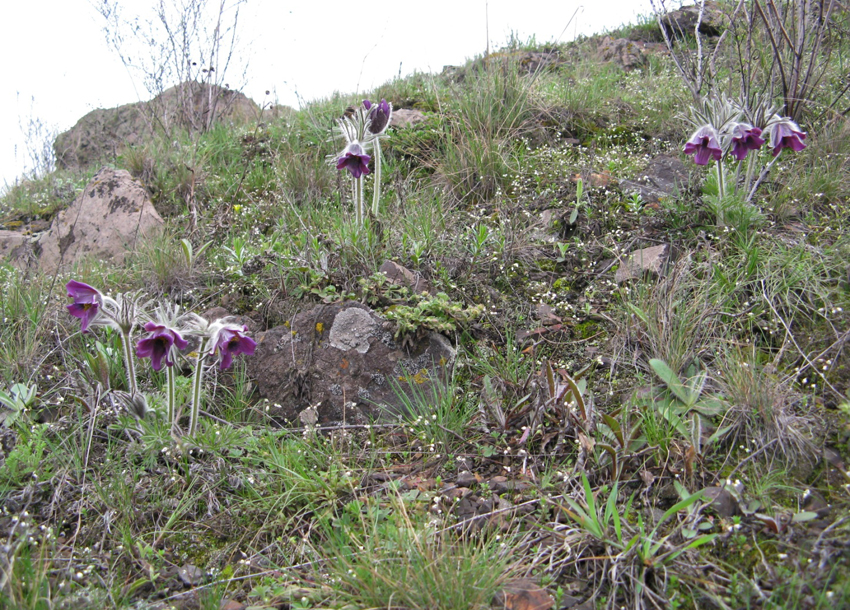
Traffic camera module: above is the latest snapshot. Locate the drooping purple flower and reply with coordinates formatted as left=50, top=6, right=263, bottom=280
left=766, top=118, right=807, bottom=156
left=728, top=122, right=765, bottom=161
left=136, top=322, right=188, bottom=371
left=212, top=325, right=256, bottom=370
left=336, top=141, right=371, bottom=178
left=66, top=280, right=103, bottom=332
left=684, top=124, right=723, bottom=165
left=364, top=98, right=392, bottom=135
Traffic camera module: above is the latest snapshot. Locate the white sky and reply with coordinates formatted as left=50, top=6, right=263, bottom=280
left=1, top=0, right=658, bottom=189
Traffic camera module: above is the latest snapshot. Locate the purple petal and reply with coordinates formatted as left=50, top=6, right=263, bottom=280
left=336, top=150, right=371, bottom=178
left=684, top=125, right=722, bottom=165
left=67, top=302, right=100, bottom=332
left=214, top=326, right=256, bottom=370
left=66, top=280, right=102, bottom=332
left=66, top=280, right=100, bottom=301
left=136, top=323, right=186, bottom=369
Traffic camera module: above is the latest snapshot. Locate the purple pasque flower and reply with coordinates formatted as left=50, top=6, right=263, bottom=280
left=136, top=322, right=188, bottom=371
left=66, top=280, right=104, bottom=332
left=364, top=98, right=392, bottom=135
left=728, top=122, right=765, bottom=161
left=211, top=324, right=256, bottom=370
left=684, top=124, right=723, bottom=165
left=336, top=141, right=371, bottom=178
left=766, top=117, right=806, bottom=156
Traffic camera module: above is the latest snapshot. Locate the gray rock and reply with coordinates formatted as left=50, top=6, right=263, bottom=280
left=0, top=230, right=33, bottom=270
left=247, top=302, right=455, bottom=424
left=660, top=1, right=726, bottom=39
left=36, top=167, right=164, bottom=272
left=442, top=49, right=563, bottom=83
left=177, top=564, right=205, bottom=586
left=390, top=108, right=426, bottom=129
left=379, top=260, right=433, bottom=295
left=54, top=82, right=259, bottom=170
left=619, top=154, right=689, bottom=204
left=597, top=37, right=647, bottom=71
left=615, top=244, right=670, bottom=283
left=702, top=486, right=740, bottom=518
left=329, top=307, right=376, bottom=354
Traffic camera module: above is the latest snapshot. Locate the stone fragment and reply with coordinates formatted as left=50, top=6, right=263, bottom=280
left=619, top=154, right=689, bottom=204
left=390, top=108, right=426, bottom=129
left=0, top=230, right=32, bottom=269
left=702, top=486, right=740, bottom=518
left=247, top=302, right=455, bottom=424
left=35, top=167, right=164, bottom=272
left=177, top=564, right=205, bottom=586
left=615, top=244, right=670, bottom=283
left=493, top=578, right=554, bottom=610
left=379, top=260, right=433, bottom=295
left=597, top=37, right=647, bottom=71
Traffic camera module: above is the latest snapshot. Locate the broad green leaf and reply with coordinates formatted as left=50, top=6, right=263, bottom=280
left=601, top=413, right=624, bottom=447
left=792, top=511, right=819, bottom=523
left=180, top=238, right=193, bottom=265
left=650, top=359, right=694, bottom=405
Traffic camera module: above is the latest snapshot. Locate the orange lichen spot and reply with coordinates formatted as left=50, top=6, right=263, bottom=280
left=316, top=322, right=324, bottom=333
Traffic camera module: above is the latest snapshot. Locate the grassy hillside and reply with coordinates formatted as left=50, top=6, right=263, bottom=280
left=1, top=7, right=849, bottom=609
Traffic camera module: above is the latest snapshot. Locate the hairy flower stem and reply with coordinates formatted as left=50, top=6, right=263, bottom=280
left=119, top=331, right=138, bottom=396
left=357, top=176, right=365, bottom=227
left=715, top=161, right=727, bottom=225
left=743, top=153, right=757, bottom=202
left=189, top=339, right=208, bottom=435
left=351, top=176, right=364, bottom=227
left=166, top=365, right=176, bottom=433
left=371, top=140, right=382, bottom=217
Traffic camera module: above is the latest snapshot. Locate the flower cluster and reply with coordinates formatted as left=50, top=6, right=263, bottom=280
left=66, top=280, right=256, bottom=434
left=680, top=95, right=808, bottom=209
left=330, top=98, right=393, bottom=226
left=684, top=115, right=805, bottom=166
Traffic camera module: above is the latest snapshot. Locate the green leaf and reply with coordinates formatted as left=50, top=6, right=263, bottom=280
left=626, top=303, right=649, bottom=326
left=665, top=534, right=717, bottom=563
left=559, top=370, right=588, bottom=423
left=650, top=359, right=694, bottom=405
left=601, top=413, right=624, bottom=447
left=654, top=489, right=706, bottom=533
left=582, top=473, right=597, bottom=519
left=792, top=511, right=819, bottom=523
left=180, top=238, right=193, bottom=266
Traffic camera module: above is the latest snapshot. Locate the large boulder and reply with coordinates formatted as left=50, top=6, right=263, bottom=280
left=54, top=82, right=260, bottom=170
left=660, top=1, right=727, bottom=39
left=0, top=230, right=32, bottom=270
left=248, top=302, right=456, bottom=425
left=35, top=167, right=164, bottom=272
left=597, top=37, right=648, bottom=71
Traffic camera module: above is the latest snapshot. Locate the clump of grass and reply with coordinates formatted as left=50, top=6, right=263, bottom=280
left=316, top=495, right=514, bottom=610
left=717, top=346, right=815, bottom=461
